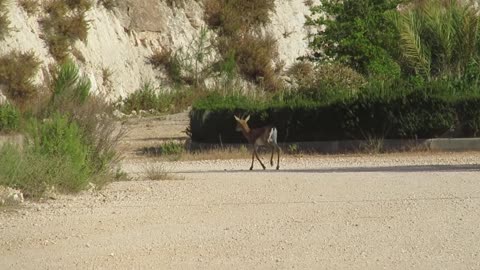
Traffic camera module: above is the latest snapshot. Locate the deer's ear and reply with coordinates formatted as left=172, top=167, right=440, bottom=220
left=234, top=115, right=240, bottom=121
left=245, top=115, right=250, bottom=122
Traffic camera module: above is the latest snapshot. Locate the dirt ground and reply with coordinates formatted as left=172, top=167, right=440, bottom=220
left=1, top=113, right=480, bottom=269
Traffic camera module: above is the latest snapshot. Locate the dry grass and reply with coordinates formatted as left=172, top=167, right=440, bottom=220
left=0, top=0, right=10, bottom=40
left=144, top=163, right=184, bottom=181
left=41, top=0, right=91, bottom=61
left=0, top=50, right=41, bottom=108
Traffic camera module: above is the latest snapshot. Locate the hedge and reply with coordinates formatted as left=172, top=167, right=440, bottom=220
left=189, top=91, right=480, bottom=143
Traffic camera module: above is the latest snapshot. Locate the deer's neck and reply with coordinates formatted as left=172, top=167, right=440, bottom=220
left=240, top=125, right=254, bottom=142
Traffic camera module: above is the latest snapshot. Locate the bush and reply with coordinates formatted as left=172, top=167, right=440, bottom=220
left=204, top=0, right=281, bottom=91
left=307, top=0, right=402, bottom=76
left=41, top=0, right=90, bottom=61
left=189, top=90, right=478, bottom=143
left=0, top=50, right=41, bottom=107
left=0, top=104, right=20, bottom=132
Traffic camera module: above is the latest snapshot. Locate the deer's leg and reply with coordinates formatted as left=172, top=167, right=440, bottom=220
left=254, top=146, right=266, bottom=170
left=270, top=145, right=275, bottom=166
left=250, top=147, right=255, bottom=170
left=276, top=144, right=281, bottom=170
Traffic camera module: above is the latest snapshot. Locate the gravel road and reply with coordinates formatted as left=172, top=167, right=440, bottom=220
left=1, top=152, right=480, bottom=269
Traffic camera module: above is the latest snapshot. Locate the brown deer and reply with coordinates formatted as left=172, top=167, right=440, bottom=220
left=234, top=115, right=281, bottom=170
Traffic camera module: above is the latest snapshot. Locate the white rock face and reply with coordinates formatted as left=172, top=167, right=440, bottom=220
left=0, top=0, right=318, bottom=100
left=267, top=0, right=320, bottom=67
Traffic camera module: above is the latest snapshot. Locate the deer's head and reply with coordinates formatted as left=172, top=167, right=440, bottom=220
left=234, top=115, right=250, bottom=132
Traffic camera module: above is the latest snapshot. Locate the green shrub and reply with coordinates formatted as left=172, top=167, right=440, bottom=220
left=51, top=59, right=90, bottom=104
left=0, top=50, right=41, bottom=107
left=290, top=63, right=367, bottom=101
left=0, top=114, right=92, bottom=198
left=0, top=104, right=20, bottom=132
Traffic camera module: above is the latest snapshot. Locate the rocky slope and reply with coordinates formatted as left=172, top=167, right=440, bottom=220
left=0, top=0, right=318, bottom=100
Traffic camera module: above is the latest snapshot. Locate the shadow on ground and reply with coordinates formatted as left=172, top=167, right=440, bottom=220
left=174, top=164, right=480, bottom=174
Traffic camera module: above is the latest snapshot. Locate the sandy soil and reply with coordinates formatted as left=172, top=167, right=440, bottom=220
left=1, top=113, right=480, bottom=269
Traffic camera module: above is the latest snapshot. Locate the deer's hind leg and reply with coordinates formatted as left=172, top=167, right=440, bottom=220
left=254, top=145, right=266, bottom=170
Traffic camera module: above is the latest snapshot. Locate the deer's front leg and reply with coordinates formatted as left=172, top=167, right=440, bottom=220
left=250, top=147, right=255, bottom=170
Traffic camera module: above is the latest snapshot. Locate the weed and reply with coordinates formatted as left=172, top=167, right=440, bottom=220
left=287, top=144, right=299, bottom=154
left=0, top=0, right=10, bottom=40
left=18, top=0, right=39, bottom=15
left=0, top=50, right=41, bottom=108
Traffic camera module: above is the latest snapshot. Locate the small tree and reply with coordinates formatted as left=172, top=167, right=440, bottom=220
left=307, top=0, right=403, bottom=77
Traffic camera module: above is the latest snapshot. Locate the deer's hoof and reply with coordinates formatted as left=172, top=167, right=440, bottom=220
left=276, top=166, right=279, bottom=170
left=262, top=166, right=266, bottom=170
left=249, top=167, right=253, bottom=171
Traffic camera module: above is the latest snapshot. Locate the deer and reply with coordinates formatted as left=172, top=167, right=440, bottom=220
left=234, top=115, right=281, bottom=170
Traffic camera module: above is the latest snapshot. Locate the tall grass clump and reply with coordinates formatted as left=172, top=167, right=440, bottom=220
left=119, top=82, right=206, bottom=114
left=0, top=50, right=41, bottom=108
left=0, top=103, right=20, bottom=132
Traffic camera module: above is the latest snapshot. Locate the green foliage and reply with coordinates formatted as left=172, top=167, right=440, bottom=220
left=51, top=59, right=90, bottom=104
left=307, top=0, right=402, bottom=77
left=0, top=0, right=10, bottom=40
left=157, top=141, right=185, bottom=155
left=0, top=50, right=41, bottom=107
left=27, top=114, right=91, bottom=190
left=390, top=0, right=480, bottom=81
left=119, top=82, right=173, bottom=113
left=0, top=104, right=20, bottom=132
left=41, top=0, right=91, bottom=61
left=289, top=63, right=367, bottom=101
left=0, top=114, right=91, bottom=198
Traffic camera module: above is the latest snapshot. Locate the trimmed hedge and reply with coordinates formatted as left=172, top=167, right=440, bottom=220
left=189, top=92, right=480, bottom=143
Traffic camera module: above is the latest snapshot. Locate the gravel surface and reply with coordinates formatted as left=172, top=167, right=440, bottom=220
left=1, top=152, right=480, bottom=269
left=2, top=113, right=480, bottom=269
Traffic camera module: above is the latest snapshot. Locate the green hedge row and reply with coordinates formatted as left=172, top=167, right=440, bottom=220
left=189, top=92, right=480, bottom=143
